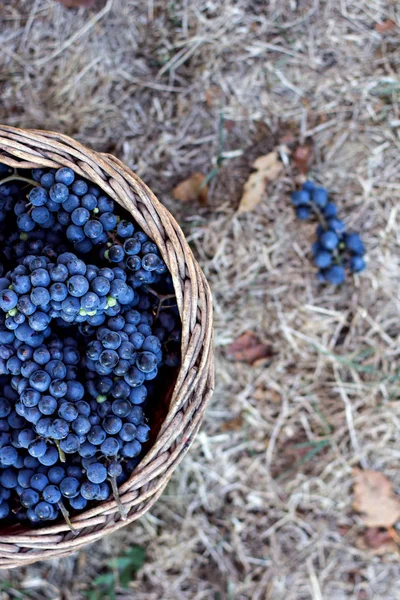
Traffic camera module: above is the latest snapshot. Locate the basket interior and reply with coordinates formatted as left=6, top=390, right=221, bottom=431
left=0, top=160, right=182, bottom=535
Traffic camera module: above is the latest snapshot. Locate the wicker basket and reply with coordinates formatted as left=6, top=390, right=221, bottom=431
left=0, top=125, right=214, bottom=569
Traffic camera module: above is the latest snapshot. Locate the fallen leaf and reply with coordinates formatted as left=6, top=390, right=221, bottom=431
left=204, top=86, right=222, bottom=107
left=223, top=120, right=235, bottom=132
left=375, top=20, right=397, bottom=33
left=280, top=132, right=296, bottom=146
left=293, top=144, right=314, bottom=175
left=57, top=0, right=97, bottom=5
left=221, top=415, right=244, bottom=432
left=363, top=527, right=393, bottom=549
left=353, top=468, right=400, bottom=528
left=172, top=173, right=208, bottom=207
left=237, top=151, right=283, bottom=214
left=225, top=331, right=273, bottom=365
left=253, top=387, right=281, bottom=404
left=356, top=528, right=399, bottom=555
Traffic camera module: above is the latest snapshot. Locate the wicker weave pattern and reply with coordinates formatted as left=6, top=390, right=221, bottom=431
left=0, top=126, right=214, bottom=569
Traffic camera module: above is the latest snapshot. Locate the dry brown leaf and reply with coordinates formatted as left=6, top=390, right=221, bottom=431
left=57, top=0, right=97, bottom=6
left=223, top=119, right=235, bottom=132
left=221, top=415, right=244, bottom=432
left=253, top=387, right=281, bottom=404
left=204, top=86, right=222, bottom=107
left=237, top=151, right=282, bottom=214
left=356, top=528, right=399, bottom=555
left=293, top=144, right=314, bottom=175
left=225, top=331, right=273, bottom=365
left=375, top=19, right=397, bottom=33
left=353, top=468, right=400, bottom=528
left=363, top=527, right=394, bottom=549
left=172, top=173, right=208, bottom=207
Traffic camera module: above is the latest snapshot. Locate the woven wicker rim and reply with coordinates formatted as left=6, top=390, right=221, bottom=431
left=0, top=125, right=214, bottom=569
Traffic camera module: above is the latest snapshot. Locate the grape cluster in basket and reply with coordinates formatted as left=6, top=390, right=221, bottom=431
left=0, top=163, right=181, bottom=526
left=291, top=181, right=366, bottom=285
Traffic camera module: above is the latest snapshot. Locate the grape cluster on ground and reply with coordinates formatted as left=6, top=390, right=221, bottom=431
left=0, top=163, right=181, bottom=527
left=291, top=181, right=366, bottom=285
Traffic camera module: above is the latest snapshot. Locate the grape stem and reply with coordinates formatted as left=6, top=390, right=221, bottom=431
left=58, top=500, right=76, bottom=532
left=109, top=476, right=128, bottom=520
left=310, top=204, right=343, bottom=265
left=145, top=287, right=176, bottom=319
left=0, top=172, right=40, bottom=188
left=55, top=440, right=66, bottom=463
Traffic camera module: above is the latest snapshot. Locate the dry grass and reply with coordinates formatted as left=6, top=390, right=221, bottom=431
left=1, top=0, right=400, bottom=598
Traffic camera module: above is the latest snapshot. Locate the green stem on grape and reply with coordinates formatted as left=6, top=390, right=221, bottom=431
left=0, top=174, right=40, bottom=188
left=55, top=440, right=66, bottom=463
left=58, top=500, right=76, bottom=532
left=109, top=476, right=127, bottom=520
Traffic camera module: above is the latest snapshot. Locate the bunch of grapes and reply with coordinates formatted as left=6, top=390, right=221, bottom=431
left=291, top=181, right=366, bottom=284
left=0, top=163, right=181, bottom=527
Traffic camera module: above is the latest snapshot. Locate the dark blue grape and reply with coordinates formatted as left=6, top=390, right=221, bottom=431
left=108, top=461, right=122, bottom=478
left=291, top=190, right=310, bottom=206
left=121, top=440, right=141, bottom=458
left=350, top=256, right=366, bottom=273
left=48, top=466, right=65, bottom=485
left=88, top=425, right=106, bottom=446
left=129, top=385, right=147, bottom=405
left=0, top=289, right=18, bottom=312
left=314, top=251, right=332, bottom=269
left=103, top=416, right=122, bottom=435
left=80, top=481, right=100, bottom=500
left=62, top=194, right=80, bottom=213
left=345, top=233, right=365, bottom=255
left=50, top=183, right=69, bottom=204
left=17, top=214, right=35, bottom=232
left=98, top=196, right=114, bottom=212
left=58, top=403, right=78, bottom=423
left=48, top=418, right=69, bottom=440
left=99, top=212, right=117, bottom=231
left=72, top=180, right=88, bottom=196
left=30, top=472, right=48, bottom=492
left=66, top=224, right=85, bottom=243
left=324, top=265, right=345, bottom=285
left=69, top=494, right=87, bottom=510
left=323, top=202, right=337, bottom=218
left=21, top=488, right=40, bottom=508
left=79, top=441, right=97, bottom=458
left=60, top=477, right=80, bottom=498
left=71, top=207, right=90, bottom=227
left=136, top=351, right=157, bottom=373
left=31, top=206, right=50, bottom=225
left=28, top=439, right=47, bottom=458
left=43, top=484, right=61, bottom=504
left=320, top=231, right=339, bottom=250
left=117, top=220, right=134, bottom=238
left=39, top=446, right=59, bottom=466
left=84, top=220, right=103, bottom=239
left=311, top=187, right=328, bottom=208
left=18, top=468, right=35, bottom=488
left=86, top=462, right=107, bottom=484
left=29, top=369, right=51, bottom=392
left=295, top=206, right=311, bottom=220
left=0, top=445, right=18, bottom=465
left=55, top=167, right=75, bottom=186
left=107, top=245, right=125, bottom=263
left=67, top=275, right=89, bottom=297
left=136, top=424, right=150, bottom=443
left=60, top=434, right=80, bottom=454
